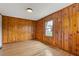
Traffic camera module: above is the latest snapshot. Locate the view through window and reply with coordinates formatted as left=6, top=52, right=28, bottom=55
left=45, top=20, right=53, bottom=37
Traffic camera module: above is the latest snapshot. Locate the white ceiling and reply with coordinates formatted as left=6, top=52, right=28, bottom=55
left=0, top=3, right=72, bottom=20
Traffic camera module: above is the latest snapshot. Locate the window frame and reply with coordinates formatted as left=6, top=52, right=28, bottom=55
left=45, top=20, right=53, bottom=37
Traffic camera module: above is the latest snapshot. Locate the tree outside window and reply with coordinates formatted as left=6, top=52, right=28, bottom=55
left=45, top=20, right=53, bottom=37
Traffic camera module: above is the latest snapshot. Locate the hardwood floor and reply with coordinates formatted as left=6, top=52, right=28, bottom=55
left=0, top=40, right=73, bottom=56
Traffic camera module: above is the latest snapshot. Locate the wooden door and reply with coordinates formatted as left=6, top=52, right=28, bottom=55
left=15, top=19, right=26, bottom=42
left=8, top=17, right=16, bottom=43
left=24, top=21, right=33, bottom=40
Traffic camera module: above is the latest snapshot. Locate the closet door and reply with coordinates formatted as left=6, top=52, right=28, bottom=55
left=22, top=20, right=27, bottom=41
left=69, top=4, right=77, bottom=55
left=8, top=17, right=16, bottom=43
left=23, top=20, right=33, bottom=41
left=62, top=8, right=70, bottom=51
left=16, top=19, right=23, bottom=42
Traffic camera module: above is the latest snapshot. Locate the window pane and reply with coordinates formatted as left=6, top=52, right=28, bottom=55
left=45, top=20, right=53, bottom=37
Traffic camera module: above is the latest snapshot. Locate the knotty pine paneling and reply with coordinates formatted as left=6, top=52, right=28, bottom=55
left=2, top=16, right=8, bottom=43
left=76, top=3, right=79, bottom=55
left=35, top=19, right=44, bottom=42
left=35, top=3, right=79, bottom=55
left=61, top=7, right=70, bottom=52
left=53, top=11, right=62, bottom=49
left=2, top=16, right=36, bottom=44
left=68, top=4, right=78, bottom=55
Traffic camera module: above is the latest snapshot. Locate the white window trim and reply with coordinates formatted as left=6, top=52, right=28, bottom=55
left=45, top=20, right=53, bottom=37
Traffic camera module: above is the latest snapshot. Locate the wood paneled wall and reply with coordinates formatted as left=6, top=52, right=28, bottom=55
left=35, top=3, right=79, bottom=55
left=2, top=16, right=36, bottom=44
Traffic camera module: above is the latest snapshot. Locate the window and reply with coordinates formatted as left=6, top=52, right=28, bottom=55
left=45, top=20, right=53, bottom=37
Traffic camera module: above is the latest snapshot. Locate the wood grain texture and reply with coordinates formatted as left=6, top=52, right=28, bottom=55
left=35, top=3, right=79, bottom=55
left=2, top=3, right=79, bottom=56
left=2, top=16, right=36, bottom=44
left=0, top=40, right=73, bottom=56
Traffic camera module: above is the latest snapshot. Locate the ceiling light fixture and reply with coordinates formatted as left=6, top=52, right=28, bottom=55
left=26, top=8, right=33, bottom=12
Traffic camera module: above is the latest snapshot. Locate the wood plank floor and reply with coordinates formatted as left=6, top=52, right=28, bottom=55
left=0, top=40, right=73, bottom=56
